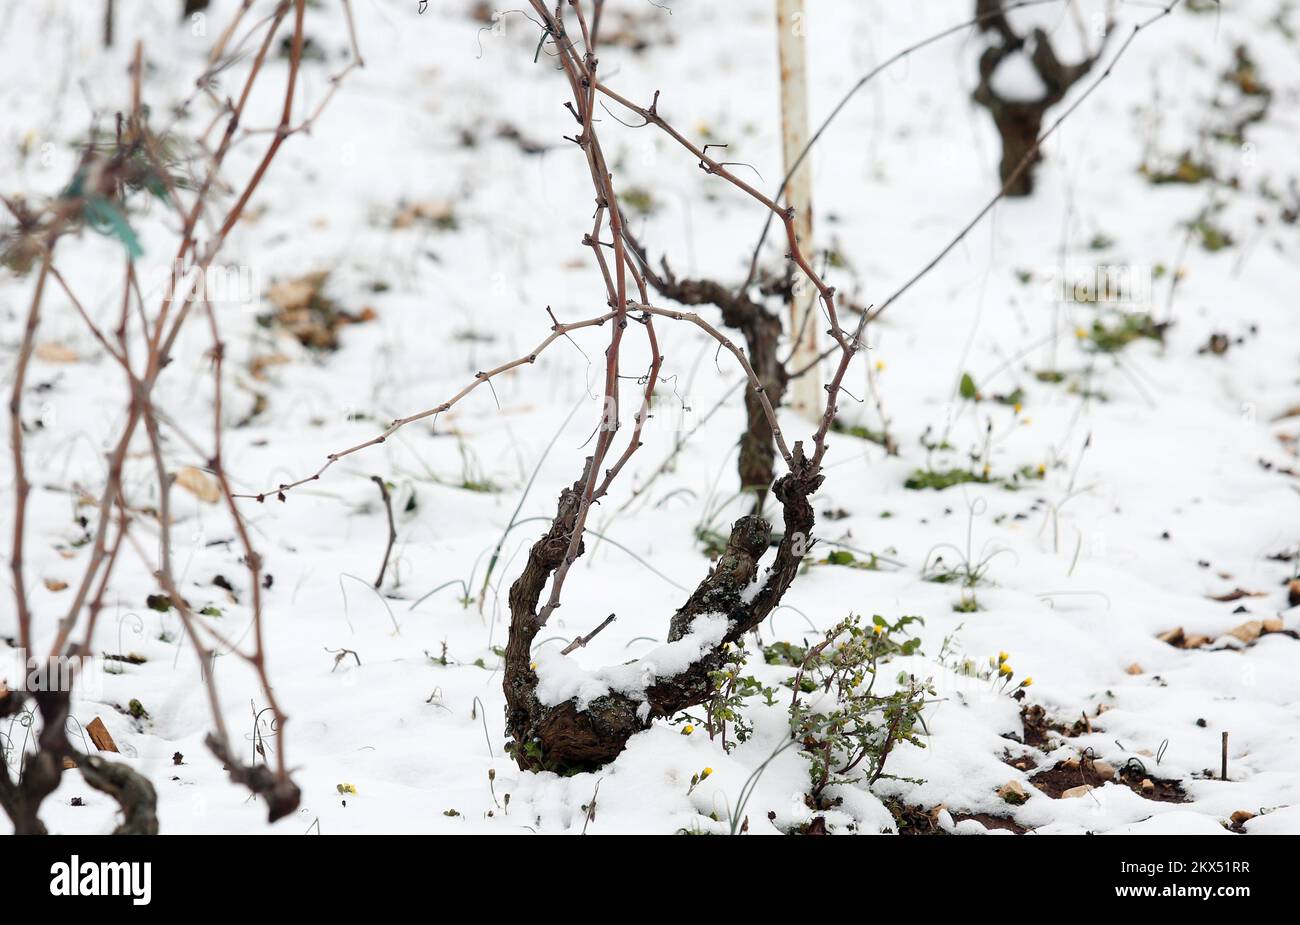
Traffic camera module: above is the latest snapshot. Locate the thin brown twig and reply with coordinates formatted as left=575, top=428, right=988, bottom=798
left=7, top=256, right=50, bottom=654
left=234, top=310, right=617, bottom=501
left=370, top=475, right=398, bottom=589
left=560, top=613, right=616, bottom=655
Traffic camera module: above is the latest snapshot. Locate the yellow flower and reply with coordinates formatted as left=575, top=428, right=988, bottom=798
left=529, top=661, right=536, bottom=671
left=1075, top=326, right=1087, bottom=339
left=1021, top=677, right=1033, bottom=687
left=1036, top=463, right=1046, bottom=477
left=873, top=624, right=885, bottom=635
left=337, top=783, right=357, bottom=795
left=701, top=767, right=713, bottom=779
left=999, top=663, right=1013, bottom=676
left=998, top=651, right=1009, bottom=663
left=682, top=724, right=695, bottom=735
left=1013, top=402, right=1023, bottom=415
left=875, top=359, right=886, bottom=372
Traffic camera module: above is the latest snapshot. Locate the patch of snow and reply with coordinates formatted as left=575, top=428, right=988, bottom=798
left=990, top=50, right=1048, bottom=102
left=1103, top=811, right=1233, bottom=836
left=534, top=613, right=729, bottom=710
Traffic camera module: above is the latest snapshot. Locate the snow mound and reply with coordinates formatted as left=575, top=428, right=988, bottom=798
left=534, top=613, right=730, bottom=710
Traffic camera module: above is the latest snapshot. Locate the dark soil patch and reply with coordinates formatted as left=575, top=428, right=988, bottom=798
left=1020, top=704, right=1051, bottom=747
left=798, top=815, right=828, bottom=835
left=1019, top=704, right=1074, bottom=748
left=949, top=812, right=1028, bottom=834
left=1002, top=749, right=1038, bottom=772
left=1118, top=763, right=1189, bottom=803
left=1031, top=759, right=1190, bottom=803
left=1030, top=760, right=1111, bottom=799
left=886, top=800, right=1026, bottom=835
left=886, top=800, right=946, bottom=835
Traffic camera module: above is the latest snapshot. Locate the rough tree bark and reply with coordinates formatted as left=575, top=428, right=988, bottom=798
left=972, top=0, right=1108, bottom=196
left=504, top=449, right=821, bottom=772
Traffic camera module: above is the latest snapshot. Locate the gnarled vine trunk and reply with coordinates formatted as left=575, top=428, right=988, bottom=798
left=504, top=452, right=820, bottom=773
left=972, top=0, right=1108, bottom=196
left=987, top=107, right=1045, bottom=198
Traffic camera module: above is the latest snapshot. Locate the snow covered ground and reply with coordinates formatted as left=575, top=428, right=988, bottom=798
left=3, top=0, right=1299, bottom=834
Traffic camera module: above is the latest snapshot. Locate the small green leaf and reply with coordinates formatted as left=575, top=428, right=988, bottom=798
left=959, top=372, right=978, bottom=401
